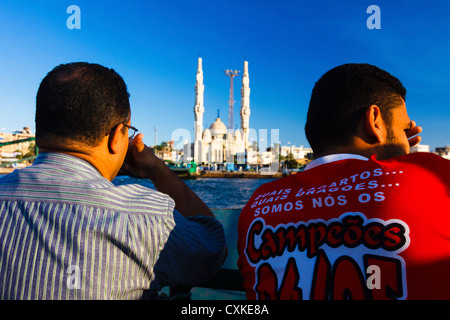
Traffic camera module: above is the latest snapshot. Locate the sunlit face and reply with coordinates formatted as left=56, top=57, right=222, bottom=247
left=377, top=99, right=412, bottom=159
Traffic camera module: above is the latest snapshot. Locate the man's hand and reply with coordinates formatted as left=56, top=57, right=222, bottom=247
left=407, top=121, right=422, bottom=148
left=119, top=133, right=214, bottom=218
left=120, top=133, right=161, bottom=180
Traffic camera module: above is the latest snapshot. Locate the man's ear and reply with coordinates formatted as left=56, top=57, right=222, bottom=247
left=364, top=105, right=385, bottom=144
left=108, top=123, right=125, bottom=154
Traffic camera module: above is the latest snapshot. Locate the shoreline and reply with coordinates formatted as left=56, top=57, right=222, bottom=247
left=177, top=171, right=286, bottom=179
left=1, top=166, right=291, bottom=179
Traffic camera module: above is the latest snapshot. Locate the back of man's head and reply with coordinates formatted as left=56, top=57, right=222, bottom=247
left=36, top=62, right=130, bottom=147
left=305, top=63, right=406, bottom=156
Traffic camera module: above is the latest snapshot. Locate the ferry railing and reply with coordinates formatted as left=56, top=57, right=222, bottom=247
left=0, top=137, right=38, bottom=167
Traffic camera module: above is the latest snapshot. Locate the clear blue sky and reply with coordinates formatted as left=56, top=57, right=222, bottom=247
left=0, top=0, right=449, bottom=151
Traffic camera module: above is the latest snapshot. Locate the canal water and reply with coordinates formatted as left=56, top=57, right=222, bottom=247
left=112, top=175, right=276, bottom=299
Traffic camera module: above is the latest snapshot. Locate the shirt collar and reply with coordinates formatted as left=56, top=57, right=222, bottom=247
left=33, top=152, right=104, bottom=177
left=305, top=153, right=369, bottom=171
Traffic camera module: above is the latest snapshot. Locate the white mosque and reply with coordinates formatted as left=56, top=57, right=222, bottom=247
left=190, top=57, right=251, bottom=167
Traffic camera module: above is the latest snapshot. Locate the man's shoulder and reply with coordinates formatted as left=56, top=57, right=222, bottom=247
left=114, top=182, right=174, bottom=202
left=390, top=152, right=449, bottom=165
left=106, top=182, right=176, bottom=213
left=248, top=152, right=449, bottom=197
left=0, top=168, right=176, bottom=215
left=308, top=152, right=449, bottom=173
left=371, top=152, right=449, bottom=178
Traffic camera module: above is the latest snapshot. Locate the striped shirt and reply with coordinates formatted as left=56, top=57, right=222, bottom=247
left=0, top=152, right=226, bottom=300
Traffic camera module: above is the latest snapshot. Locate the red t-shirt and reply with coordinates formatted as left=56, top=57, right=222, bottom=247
left=237, top=153, right=450, bottom=300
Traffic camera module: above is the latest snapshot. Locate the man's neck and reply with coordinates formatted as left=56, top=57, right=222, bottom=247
left=314, top=138, right=378, bottom=160
left=38, top=142, right=115, bottom=181
left=305, top=153, right=369, bottom=170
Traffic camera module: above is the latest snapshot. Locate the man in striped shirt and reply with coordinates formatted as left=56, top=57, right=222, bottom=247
left=0, top=62, right=226, bottom=299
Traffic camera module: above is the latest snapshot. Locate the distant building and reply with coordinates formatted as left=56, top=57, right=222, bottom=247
left=188, top=57, right=250, bottom=168
left=409, top=144, right=450, bottom=160
left=186, top=58, right=312, bottom=170
left=153, top=140, right=180, bottom=162
left=435, top=146, right=450, bottom=160
left=0, top=127, right=35, bottom=163
left=280, top=145, right=313, bottom=160
left=410, top=144, right=430, bottom=153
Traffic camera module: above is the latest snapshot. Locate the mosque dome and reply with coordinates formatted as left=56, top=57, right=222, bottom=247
left=209, top=118, right=227, bottom=137
left=202, top=128, right=212, bottom=143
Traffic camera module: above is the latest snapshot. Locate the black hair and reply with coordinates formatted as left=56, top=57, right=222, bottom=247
left=305, top=63, right=406, bottom=156
left=36, top=62, right=130, bottom=146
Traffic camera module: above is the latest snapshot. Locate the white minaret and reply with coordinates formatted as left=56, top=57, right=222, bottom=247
left=240, top=60, right=251, bottom=150
left=193, top=57, right=205, bottom=163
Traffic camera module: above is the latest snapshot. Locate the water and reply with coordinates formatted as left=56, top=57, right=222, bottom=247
left=113, top=176, right=275, bottom=210
left=112, top=175, right=275, bottom=299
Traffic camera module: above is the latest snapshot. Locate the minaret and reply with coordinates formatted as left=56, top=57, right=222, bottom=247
left=240, top=60, right=251, bottom=150
left=194, top=57, right=205, bottom=163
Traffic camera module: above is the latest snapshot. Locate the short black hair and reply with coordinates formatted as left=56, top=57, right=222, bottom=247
left=305, top=63, right=406, bottom=156
left=36, top=62, right=130, bottom=146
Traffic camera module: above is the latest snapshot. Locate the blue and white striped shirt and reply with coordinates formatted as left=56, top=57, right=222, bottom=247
left=0, top=152, right=226, bottom=299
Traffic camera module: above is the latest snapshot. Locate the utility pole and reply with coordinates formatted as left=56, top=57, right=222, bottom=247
left=154, top=127, right=158, bottom=147
left=224, top=69, right=240, bottom=130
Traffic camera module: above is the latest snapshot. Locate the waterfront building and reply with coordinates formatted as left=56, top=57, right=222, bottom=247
left=184, top=58, right=315, bottom=171
left=410, top=144, right=450, bottom=161
left=0, top=127, right=35, bottom=164
left=280, top=145, right=313, bottom=160
left=407, top=144, right=450, bottom=161
left=435, top=146, right=450, bottom=160
left=190, top=57, right=250, bottom=168
left=410, top=144, right=430, bottom=153
left=153, top=140, right=177, bottom=162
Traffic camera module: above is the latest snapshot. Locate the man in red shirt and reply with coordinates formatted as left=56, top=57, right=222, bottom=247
left=237, top=63, right=450, bottom=300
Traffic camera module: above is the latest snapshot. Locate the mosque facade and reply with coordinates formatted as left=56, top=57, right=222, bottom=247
left=191, top=57, right=251, bottom=167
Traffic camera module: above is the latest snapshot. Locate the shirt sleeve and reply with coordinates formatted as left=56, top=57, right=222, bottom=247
left=154, top=209, right=226, bottom=288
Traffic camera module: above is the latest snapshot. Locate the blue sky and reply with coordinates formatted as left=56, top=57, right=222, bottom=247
left=0, top=0, right=449, bottom=151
